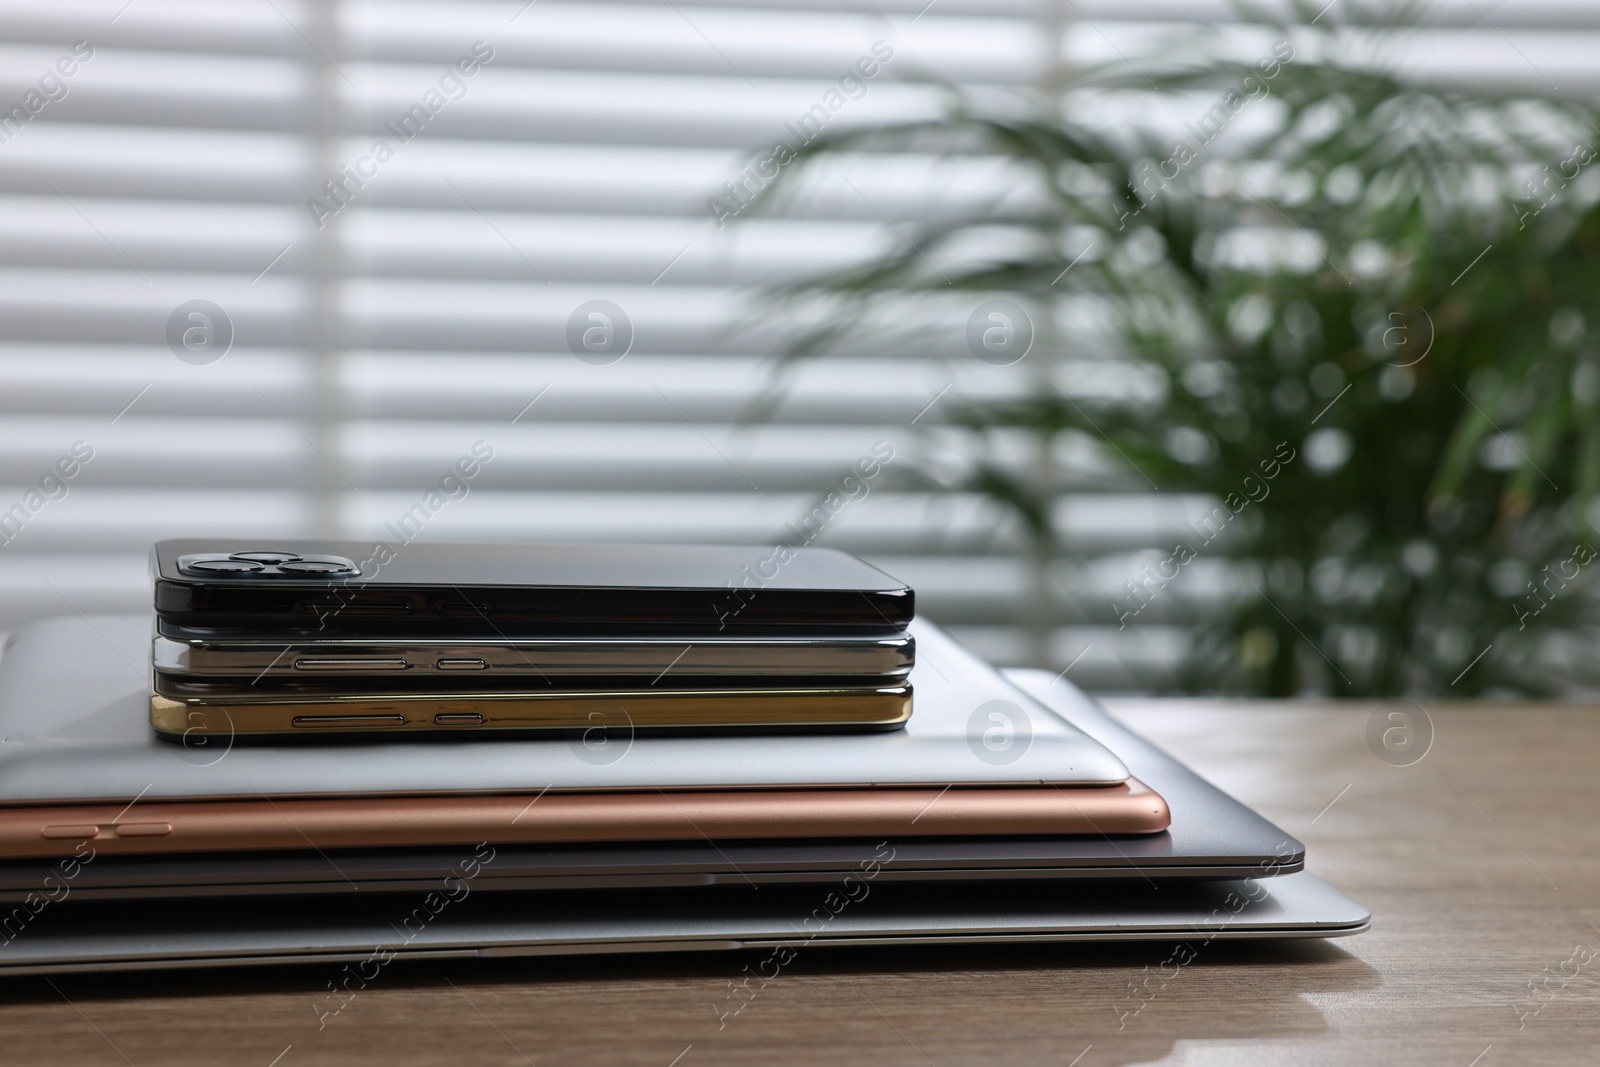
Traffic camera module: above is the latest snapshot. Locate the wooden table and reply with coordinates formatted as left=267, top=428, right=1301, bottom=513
left=7, top=701, right=1598, bottom=1066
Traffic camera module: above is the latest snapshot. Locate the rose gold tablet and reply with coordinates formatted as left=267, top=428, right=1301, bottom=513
left=0, top=778, right=1170, bottom=860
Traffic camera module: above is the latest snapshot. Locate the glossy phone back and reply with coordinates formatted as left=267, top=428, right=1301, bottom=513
left=151, top=540, right=913, bottom=635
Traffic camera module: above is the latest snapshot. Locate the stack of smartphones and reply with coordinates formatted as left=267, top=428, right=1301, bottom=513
left=148, top=540, right=919, bottom=735
left=0, top=541, right=1367, bottom=974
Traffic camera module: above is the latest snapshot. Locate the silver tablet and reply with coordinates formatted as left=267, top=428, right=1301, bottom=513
left=0, top=615, right=1130, bottom=802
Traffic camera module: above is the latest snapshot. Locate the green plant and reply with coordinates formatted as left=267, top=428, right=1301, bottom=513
left=748, top=13, right=1600, bottom=696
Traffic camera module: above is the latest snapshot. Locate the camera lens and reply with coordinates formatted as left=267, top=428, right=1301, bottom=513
left=230, top=551, right=303, bottom=564
left=187, top=559, right=266, bottom=573
left=278, top=560, right=357, bottom=575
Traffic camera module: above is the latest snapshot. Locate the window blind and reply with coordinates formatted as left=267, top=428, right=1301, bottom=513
left=0, top=0, right=1593, bottom=690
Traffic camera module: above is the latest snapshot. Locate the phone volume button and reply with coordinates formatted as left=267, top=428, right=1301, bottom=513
left=294, top=658, right=409, bottom=671
left=112, top=822, right=173, bottom=838
left=435, top=658, right=488, bottom=671
left=291, top=715, right=408, bottom=729
left=294, top=600, right=411, bottom=617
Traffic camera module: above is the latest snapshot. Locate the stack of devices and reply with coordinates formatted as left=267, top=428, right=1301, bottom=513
left=149, top=540, right=918, bottom=735
left=0, top=541, right=1366, bottom=974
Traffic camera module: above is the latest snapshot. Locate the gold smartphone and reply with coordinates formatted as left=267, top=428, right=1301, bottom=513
left=149, top=677, right=913, bottom=736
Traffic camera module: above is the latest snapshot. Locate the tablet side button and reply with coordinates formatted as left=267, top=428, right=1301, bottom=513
left=41, top=824, right=99, bottom=840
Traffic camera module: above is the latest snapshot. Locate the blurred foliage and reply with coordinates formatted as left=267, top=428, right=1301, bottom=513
left=747, top=5, right=1600, bottom=696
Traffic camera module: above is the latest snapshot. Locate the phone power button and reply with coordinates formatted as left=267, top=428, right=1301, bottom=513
left=436, top=658, right=488, bottom=671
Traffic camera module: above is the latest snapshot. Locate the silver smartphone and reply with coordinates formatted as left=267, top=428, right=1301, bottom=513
left=153, top=624, right=914, bottom=680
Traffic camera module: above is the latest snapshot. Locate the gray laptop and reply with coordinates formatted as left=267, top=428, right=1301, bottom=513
left=0, top=871, right=1365, bottom=976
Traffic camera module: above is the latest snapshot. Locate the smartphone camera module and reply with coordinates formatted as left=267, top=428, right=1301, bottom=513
left=278, top=560, right=358, bottom=575
left=178, top=552, right=359, bottom=578
left=185, top=559, right=266, bottom=574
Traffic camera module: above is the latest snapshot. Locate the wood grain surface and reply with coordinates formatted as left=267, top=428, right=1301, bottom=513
left=5, top=700, right=1597, bottom=1066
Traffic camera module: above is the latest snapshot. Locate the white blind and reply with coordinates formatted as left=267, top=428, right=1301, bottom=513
left=0, top=0, right=1594, bottom=690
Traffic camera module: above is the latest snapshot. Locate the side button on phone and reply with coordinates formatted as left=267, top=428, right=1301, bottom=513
left=434, top=713, right=485, bottom=726
left=436, top=659, right=488, bottom=671
left=292, top=715, right=408, bottom=729
left=113, top=822, right=173, bottom=838
left=295, top=658, right=409, bottom=671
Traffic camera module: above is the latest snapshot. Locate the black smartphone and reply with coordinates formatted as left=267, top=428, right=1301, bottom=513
left=150, top=540, right=913, bottom=635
